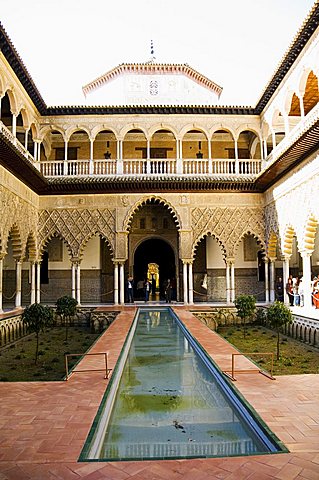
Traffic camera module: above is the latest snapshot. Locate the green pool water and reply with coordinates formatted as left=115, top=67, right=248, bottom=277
left=81, top=308, right=286, bottom=461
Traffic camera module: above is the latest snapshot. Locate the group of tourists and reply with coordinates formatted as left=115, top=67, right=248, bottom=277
left=275, top=274, right=319, bottom=308
left=126, top=276, right=174, bottom=303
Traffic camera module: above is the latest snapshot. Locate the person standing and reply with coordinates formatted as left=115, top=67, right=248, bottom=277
left=275, top=277, right=284, bottom=302
left=286, top=275, right=294, bottom=306
left=127, top=276, right=134, bottom=303
left=144, top=278, right=151, bottom=302
left=165, top=279, right=172, bottom=303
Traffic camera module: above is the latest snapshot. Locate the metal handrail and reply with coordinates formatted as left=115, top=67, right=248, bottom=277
left=64, top=352, right=112, bottom=381
left=224, top=352, right=275, bottom=381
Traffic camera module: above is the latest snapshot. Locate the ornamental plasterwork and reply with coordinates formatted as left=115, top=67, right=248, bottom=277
left=0, top=185, right=38, bottom=258
left=264, top=203, right=281, bottom=253
left=265, top=172, right=319, bottom=253
left=191, top=206, right=265, bottom=257
left=38, top=208, right=116, bottom=259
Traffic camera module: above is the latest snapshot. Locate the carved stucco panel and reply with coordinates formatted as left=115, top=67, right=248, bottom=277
left=265, top=172, right=319, bottom=253
left=179, top=230, right=193, bottom=259
left=115, top=232, right=128, bottom=260
left=191, top=206, right=265, bottom=257
left=38, top=208, right=116, bottom=258
left=0, top=185, right=38, bottom=257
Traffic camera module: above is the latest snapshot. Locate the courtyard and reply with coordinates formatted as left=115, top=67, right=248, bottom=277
left=0, top=306, right=319, bottom=480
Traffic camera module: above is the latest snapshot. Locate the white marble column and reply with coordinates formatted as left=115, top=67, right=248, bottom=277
left=183, top=262, right=188, bottom=304
left=234, top=139, right=239, bottom=174
left=230, top=261, right=235, bottom=302
left=119, top=263, right=125, bottom=305
left=116, top=140, right=123, bottom=174
left=33, top=140, right=38, bottom=161
left=147, top=139, right=151, bottom=159
left=259, top=136, right=264, bottom=160
left=15, top=260, right=22, bottom=308
left=226, top=261, right=231, bottom=304
left=71, top=262, right=76, bottom=299
left=282, top=256, right=290, bottom=305
left=271, top=131, right=276, bottom=150
left=76, top=263, right=81, bottom=305
left=269, top=258, right=276, bottom=302
left=63, top=140, right=68, bottom=175
left=30, top=262, right=36, bottom=304
left=298, top=93, right=305, bottom=118
left=24, top=128, right=29, bottom=151
left=264, top=258, right=269, bottom=302
left=188, top=263, right=193, bottom=304
left=0, top=258, right=3, bottom=313
left=263, top=139, right=268, bottom=159
left=89, top=138, right=94, bottom=174
left=12, top=113, right=17, bottom=138
left=208, top=139, right=212, bottom=174
left=113, top=262, right=119, bottom=305
left=301, top=251, right=312, bottom=310
left=36, top=262, right=41, bottom=304
left=176, top=138, right=182, bottom=174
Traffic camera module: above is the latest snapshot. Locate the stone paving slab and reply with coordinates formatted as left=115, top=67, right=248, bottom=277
left=0, top=306, right=319, bottom=479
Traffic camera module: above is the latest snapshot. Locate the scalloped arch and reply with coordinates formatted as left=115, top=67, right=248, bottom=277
left=267, top=231, right=279, bottom=258
left=123, top=196, right=182, bottom=232
left=301, top=215, right=318, bottom=253
left=78, top=231, right=114, bottom=260
left=39, top=232, right=73, bottom=260
left=192, top=231, right=227, bottom=261
left=24, top=231, right=37, bottom=261
left=282, top=225, right=296, bottom=257
left=6, top=224, right=22, bottom=259
left=233, top=231, right=265, bottom=257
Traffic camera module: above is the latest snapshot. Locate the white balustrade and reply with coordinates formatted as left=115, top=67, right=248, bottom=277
left=183, top=159, right=209, bottom=175
left=93, top=159, right=117, bottom=175
left=265, top=102, right=319, bottom=167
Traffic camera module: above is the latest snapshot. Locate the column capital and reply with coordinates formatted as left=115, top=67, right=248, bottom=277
left=182, top=259, right=193, bottom=265
left=71, top=257, right=81, bottom=265
left=300, top=250, right=313, bottom=258
left=225, top=257, right=235, bottom=266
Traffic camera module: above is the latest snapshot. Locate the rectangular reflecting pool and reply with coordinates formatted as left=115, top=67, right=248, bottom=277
left=80, top=308, right=286, bottom=461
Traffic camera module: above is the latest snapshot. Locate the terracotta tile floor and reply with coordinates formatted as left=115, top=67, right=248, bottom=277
left=1, top=306, right=319, bottom=479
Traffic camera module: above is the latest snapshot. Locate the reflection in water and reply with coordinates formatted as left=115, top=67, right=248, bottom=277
left=95, top=309, right=271, bottom=460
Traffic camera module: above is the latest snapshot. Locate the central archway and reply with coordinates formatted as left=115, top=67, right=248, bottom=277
left=133, top=238, right=176, bottom=300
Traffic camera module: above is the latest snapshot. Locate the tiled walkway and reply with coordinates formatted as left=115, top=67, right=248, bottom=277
left=0, top=306, right=319, bottom=479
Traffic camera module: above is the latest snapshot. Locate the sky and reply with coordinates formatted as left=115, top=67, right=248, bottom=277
left=0, top=0, right=316, bottom=107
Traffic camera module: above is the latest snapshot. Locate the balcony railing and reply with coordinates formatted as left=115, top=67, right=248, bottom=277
left=39, top=158, right=262, bottom=177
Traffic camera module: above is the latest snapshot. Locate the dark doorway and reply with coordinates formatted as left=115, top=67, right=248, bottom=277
left=134, top=239, right=176, bottom=300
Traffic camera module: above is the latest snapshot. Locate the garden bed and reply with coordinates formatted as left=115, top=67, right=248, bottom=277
left=217, top=324, right=319, bottom=375
left=0, top=326, right=101, bottom=381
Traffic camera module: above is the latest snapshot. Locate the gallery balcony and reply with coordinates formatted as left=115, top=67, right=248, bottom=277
left=38, top=157, right=262, bottom=178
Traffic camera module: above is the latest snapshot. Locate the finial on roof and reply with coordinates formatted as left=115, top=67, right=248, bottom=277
left=148, top=39, right=156, bottom=63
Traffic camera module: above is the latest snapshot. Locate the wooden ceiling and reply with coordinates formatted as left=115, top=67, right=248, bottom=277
left=289, top=71, right=319, bottom=116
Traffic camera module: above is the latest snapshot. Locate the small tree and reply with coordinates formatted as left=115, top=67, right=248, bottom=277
left=56, top=295, right=78, bottom=341
left=267, top=301, right=292, bottom=360
left=22, top=303, right=53, bottom=364
left=234, top=294, right=256, bottom=338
